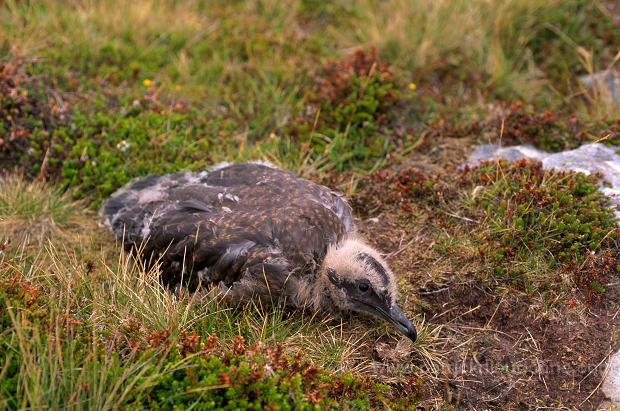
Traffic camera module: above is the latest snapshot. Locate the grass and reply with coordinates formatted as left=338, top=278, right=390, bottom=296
left=338, top=0, right=619, bottom=102
left=340, top=0, right=553, bottom=100
left=0, top=173, right=83, bottom=244
left=1, top=0, right=620, bottom=408
left=2, top=0, right=619, bottom=201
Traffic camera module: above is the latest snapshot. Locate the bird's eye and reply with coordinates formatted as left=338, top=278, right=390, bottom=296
left=357, top=282, right=370, bottom=293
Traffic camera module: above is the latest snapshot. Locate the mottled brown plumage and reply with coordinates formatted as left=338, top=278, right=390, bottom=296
left=102, top=162, right=416, bottom=340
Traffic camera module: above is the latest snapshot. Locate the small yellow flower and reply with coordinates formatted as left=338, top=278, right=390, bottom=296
left=143, top=79, right=152, bottom=87
left=408, top=82, right=417, bottom=91
left=175, top=84, right=181, bottom=91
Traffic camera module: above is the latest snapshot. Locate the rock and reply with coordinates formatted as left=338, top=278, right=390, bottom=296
left=604, top=351, right=620, bottom=403
left=467, top=144, right=546, bottom=166
left=578, top=70, right=620, bottom=104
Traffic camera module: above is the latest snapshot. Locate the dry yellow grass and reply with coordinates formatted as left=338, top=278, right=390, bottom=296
left=0, top=174, right=87, bottom=244
left=338, top=0, right=559, bottom=100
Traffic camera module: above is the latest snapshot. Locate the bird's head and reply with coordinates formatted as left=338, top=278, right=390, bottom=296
left=317, top=238, right=417, bottom=342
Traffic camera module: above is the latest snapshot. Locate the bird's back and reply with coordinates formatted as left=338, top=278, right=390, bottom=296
left=101, top=162, right=354, bottom=289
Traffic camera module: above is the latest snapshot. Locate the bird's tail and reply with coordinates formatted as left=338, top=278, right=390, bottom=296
left=100, top=174, right=167, bottom=248
left=101, top=171, right=212, bottom=248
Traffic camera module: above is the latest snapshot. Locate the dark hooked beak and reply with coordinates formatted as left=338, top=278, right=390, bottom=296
left=376, top=304, right=417, bottom=342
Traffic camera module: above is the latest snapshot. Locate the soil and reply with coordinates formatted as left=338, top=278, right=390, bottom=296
left=421, top=283, right=619, bottom=409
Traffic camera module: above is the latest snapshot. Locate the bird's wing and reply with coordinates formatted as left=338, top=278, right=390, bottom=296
left=202, top=163, right=355, bottom=267
left=205, top=163, right=356, bottom=233
left=141, top=205, right=293, bottom=289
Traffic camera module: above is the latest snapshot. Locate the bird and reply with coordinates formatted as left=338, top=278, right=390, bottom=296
left=101, top=161, right=417, bottom=341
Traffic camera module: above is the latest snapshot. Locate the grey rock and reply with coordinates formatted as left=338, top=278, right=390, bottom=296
left=579, top=70, right=620, bottom=104
left=467, top=144, right=546, bottom=166
left=603, top=351, right=620, bottom=403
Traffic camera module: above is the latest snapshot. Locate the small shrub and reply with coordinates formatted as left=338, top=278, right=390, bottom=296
left=353, top=167, right=445, bottom=214
left=0, top=55, right=66, bottom=173
left=475, top=102, right=586, bottom=152
left=49, top=109, right=215, bottom=204
left=0, top=275, right=50, bottom=407
left=460, top=159, right=619, bottom=291
left=144, top=341, right=398, bottom=410
left=312, top=48, right=401, bottom=130
left=298, top=48, right=411, bottom=170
